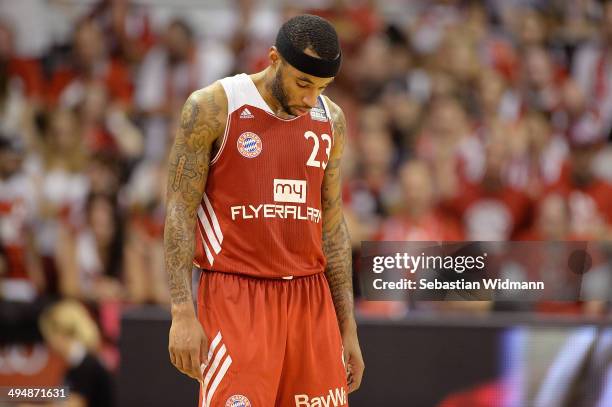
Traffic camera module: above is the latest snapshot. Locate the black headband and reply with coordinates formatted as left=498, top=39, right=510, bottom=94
left=275, top=25, right=341, bottom=78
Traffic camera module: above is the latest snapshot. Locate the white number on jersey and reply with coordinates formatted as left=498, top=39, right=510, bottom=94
left=304, top=131, right=332, bottom=169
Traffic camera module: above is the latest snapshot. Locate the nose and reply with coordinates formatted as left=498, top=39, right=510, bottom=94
left=302, top=91, right=318, bottom=109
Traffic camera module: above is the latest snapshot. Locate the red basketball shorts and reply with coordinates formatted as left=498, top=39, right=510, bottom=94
left=196, top=270, right=349, bottom=407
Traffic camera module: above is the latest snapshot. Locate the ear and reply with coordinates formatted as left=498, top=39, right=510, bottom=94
left=269, top=46, right=281, bottom=66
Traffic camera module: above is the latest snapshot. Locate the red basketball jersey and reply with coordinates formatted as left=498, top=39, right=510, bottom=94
left=192, top=73, right=335, bottom=278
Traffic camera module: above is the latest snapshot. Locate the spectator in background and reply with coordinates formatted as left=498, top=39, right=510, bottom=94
left=0, top=135, right=44, bottom=301
left=383, top=25, right=414, bottom=88
left=377, top=160, right=462, bottom=241
left=310, top=0, right=380, bottom=57
left=514, top=7, right=548, bottom=50
left=86, top=152, right=123, bottom=197
left=382, top=90, right=422, bottom=158
left=521, top=46, right=564, bottom=115
left=573, top=0, right=612, bottom=140
left=47, top=25, right=143, bottom=161
left=27, top=109, right=88, bottom=292
left=79, top=81, right=143, bottom=160
left=123, top=159, right=168, bottom=304
left=346, top=120, right=400, bottom=235
left=475, top=68, right=521, bottom=126
left=554, top=79, right=603, bottom=144
left=39, top=300, right=115, bottom=407
left=408, top=0, right=462, bottom=57
left=0, top=18, right=44, bottom=102
left=416, top=97, right=482, bottom=198
left=227, top=0, right=262, bottom=74
left=33, top=109, right=88, bottom=211
left=435, top=27, right=481, bottom=107
left=48, top=19, right=133, bottom=109
left=513, top=111, right=568, bottom=196
left=88, top=0, right=155, bottom=64
left=353, top=34, right=393, bottom=103
left=442, top=122, right=531, bottom=240
left=55, top=193, right=125, bottom=302
left=548, top=130, right=612, bottom=239
left=0, top=21, right=32, bottom=137
left=135, top=18, right=232, bottom=160
left=0, top=19, right=45, bottom=199
left=519, top=193, right=573, bottom=240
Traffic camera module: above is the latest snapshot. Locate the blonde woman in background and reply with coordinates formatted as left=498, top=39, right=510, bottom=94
left=39, top=300, right=114, bottom=407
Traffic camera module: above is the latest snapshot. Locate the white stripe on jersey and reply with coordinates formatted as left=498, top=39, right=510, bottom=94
left=203, top=194, right=224, bottom=244
left=200, top=331, right=223, bottom=407
left=202, top=344, right=227, bottom=406
left=197, top=225, right=215, bottom=266
left=198, top=206, right=221, bottom=254
left=205, top=355, right=232, bottom=407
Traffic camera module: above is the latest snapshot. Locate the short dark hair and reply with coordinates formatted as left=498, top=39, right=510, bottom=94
left=280, top=14, right=340, bottom=61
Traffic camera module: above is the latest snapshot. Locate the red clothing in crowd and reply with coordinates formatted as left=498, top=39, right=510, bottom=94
left=376, top=210, right=463, bottom=241
left=7, top=58, right=44, bottom=98
left=443, top=180, right=532, bottom=240
left=46, top=59, right=133, bottom=106
left=0, top=175, right=35, bottom=280
left=547, top=162, right=612, bottom=232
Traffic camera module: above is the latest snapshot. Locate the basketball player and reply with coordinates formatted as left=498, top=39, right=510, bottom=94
left=164, top=15, right=364, bottom=406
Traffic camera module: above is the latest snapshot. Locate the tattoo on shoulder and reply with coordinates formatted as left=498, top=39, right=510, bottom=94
left=181, top=97, right=200, bottom=133
left=325, top=98, right=345, bottom=134
left=167, top=89, right=225, bottom=195
left=323, top=100, right=346, bottom=173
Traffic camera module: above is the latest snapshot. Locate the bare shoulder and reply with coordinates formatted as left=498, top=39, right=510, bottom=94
left=322, top=96, right=346, bottom=160
left=322, top=95, right=346, bottom=138
left=179, top=81, right=228, bottom=145
left=167, top=82, right=228, bottom=198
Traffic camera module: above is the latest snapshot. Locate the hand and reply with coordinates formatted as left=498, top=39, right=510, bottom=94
left=342, top=322, right=364, bottom=393
left=168, top=312, right=208, bottom=381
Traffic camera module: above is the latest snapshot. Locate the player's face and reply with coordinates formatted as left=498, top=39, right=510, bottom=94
left=271, top=52, right=334, bottom=117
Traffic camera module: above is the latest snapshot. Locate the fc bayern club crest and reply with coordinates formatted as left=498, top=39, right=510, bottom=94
left=237, top=132, right=262, bottom=158
left=225, top=394, right=251, bottom=407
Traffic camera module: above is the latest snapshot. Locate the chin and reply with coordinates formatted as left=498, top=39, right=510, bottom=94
left=293, top=108, right=310, bottom=116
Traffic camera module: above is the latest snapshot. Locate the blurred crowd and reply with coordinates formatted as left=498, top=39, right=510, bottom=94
left=1, top=0, right=612, bottom=327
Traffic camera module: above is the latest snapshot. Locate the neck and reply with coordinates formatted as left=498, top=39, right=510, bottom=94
left=251, top=68, right=295, bottom=119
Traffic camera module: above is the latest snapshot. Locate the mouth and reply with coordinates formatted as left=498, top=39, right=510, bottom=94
left=293, top=107, right=311, bottom=116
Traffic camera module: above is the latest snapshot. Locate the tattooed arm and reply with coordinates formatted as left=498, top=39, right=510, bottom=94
left=322, top=98, right=364, bottom=392
left=164, top=83, right=227, bottom=381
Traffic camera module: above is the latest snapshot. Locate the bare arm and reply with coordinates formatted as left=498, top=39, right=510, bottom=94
left=322, top=98, right=364, bottom=392
left=164, top=82, right=226, bottom=380
left=164, top=83, right=226, bottom=312
left=321, top=101, right=354, bottom=330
